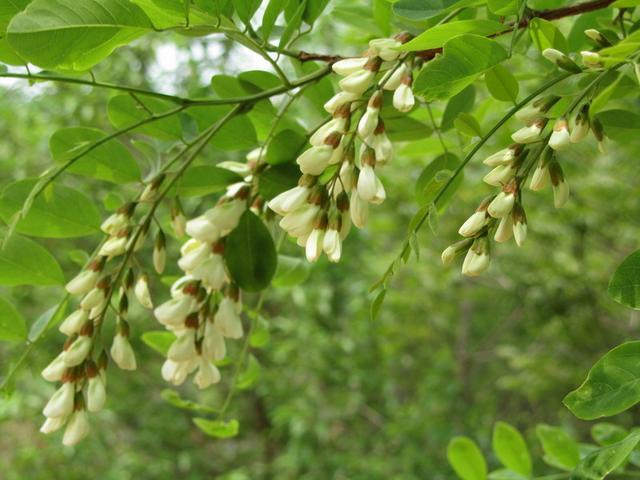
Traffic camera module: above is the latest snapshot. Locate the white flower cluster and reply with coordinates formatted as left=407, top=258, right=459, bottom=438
left=268, top=34, right=417, bottom=263
left=443, top=90, right=601, bottom=276
left=153, top=184, right=249, bottom=389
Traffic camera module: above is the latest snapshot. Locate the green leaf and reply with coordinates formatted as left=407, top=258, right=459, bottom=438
left=49, top=127, right=140, bottom=184
left=303, top=0, right=329, bottom=25
left=454, top=112, right=482, bottom=137
left=224, top=211, right=277, bottom=292
left=0, top=179, right=101, bottom=238
left=529, top=17, right=568, bottom=53
left=596, top=110, right=640, bottom=143
left=370, top=289, right=386, bottom=321
left=415, top=153, right=463, bottom=209
left=259, top=163, right=299, bottom=200
left=485, top=64, right=519, bottom=103
left=266, top=129, right=307, bottom=165
left=0, top=297, right=26, bottom=342
left=0, top=234, right=64, bottom=286
left=571, top=433, right=640, bottom=480
left=279, top=0, right=305, bottom=49
left=608, top=250, right=640, bottom=309
left=213, top=115, right=257, bottom=151
left=7, top=0, right=153, bottom=70
left=442, top=85, right=476, bottom=131
left=591, top=423, right=629, bottom=446
left=536, top=424, right=580, bottom=471
left=400, top=20, right=507, bottom=51
left=393, top=0, right=480, bottom=21
left=447, top=436, right=487, bottom=480
left=492, top=422, right=532, bottom=476
left=234, top=0, right=262, bottom=24
left=141, top=330, right=176, bottom=355
left=237, top=354, right=261, bottom=390
left=383, top=115, right=433, bottom=142
left=272, top=254, right=310, bottom=287
left=193, top=418, right=239, bottom=439
left=28, top=299, right=69, bottom=342
left=414, top=35, right=508, bottom=101
left=108, top=95, right=183, bottom=141
left=161, top=389, right=217, bottom=413
left=261, top=0, right=287, bottom=40
left=170, top=166, right=242, bottom=197
left=487, top=0, right=522, bottom=15
left=564, top=341, right=640, bottom=419
left=249, top=316, right=270, bottom=348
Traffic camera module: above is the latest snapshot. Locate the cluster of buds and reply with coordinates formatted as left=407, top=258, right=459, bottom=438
left=543, top=29, right=617, bottom=76
left=153, top=181, right=249, bottom=389
left=443, top=89, right=605, bottom=276
left=268, top=34, right=417, bottom=262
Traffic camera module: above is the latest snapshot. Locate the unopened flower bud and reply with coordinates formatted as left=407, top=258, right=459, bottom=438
left=494, top=215, right=514, bottom=243
left=140, top=174, right=165, bottom=202
left=515, top=96, right=559, bottom=124
left=549, top=118, right=571, bottom=151
left=584, top=29, right=611, bottom=47
left=458, top=197, right=492, bottom=237
left=441, top=239, right=473, bottom=265
left=580, top=50, right=601, bottom=68
left=110, top=329, right=137, bottom=371
left=42, top=352, right=67, bottom=382
left=43, top=381, right=75, bottom=418
left=393, top=75, right=414, bottom=112
left=461, top=237, right=491, bottom=277
left=134, top=274, right=153, bottom=309
left=369, top=38, right=402, bottom=61
left=171, top=206, right=187, bottom=238
left=59, top=309, right=89, bottom=336
left=542, top=48, right=582, bottom=73
left=153, top=230, right=166, bottom=274
left=571, top=105, right=590, bottom=143
left=487, top=181, right=517, bottom=219
left=332, top=57, right=368, bottom=76
left=512, top=203, right=527, bottom=247
left=214, top=297, right=243, bottom=339
left=62, top=408, right=90, bottom=446
left=549, top=160, right=570, bottom=208
left=483, top=144, right=523, bottom=167
left=511, top=119, right=547, bottom=144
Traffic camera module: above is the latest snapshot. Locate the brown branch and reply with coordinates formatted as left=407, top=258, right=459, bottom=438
left=294, top=0, right=616, bottom=63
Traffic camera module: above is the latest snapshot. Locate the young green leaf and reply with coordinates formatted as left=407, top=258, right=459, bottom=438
left=415, top=153, right=463, bottom=208
left=141, top=330, right=177, bottom=356
left=608, top=250, right=640, bottom=309
left=442, top=85, right=476, bottom=131
left=0, top=234, right=64, bottom=286
left=564, top=341, right=640, bottom=419
left=266, top=129, right=308, bottom=165
left=272, top=255, right=311, bottom=287
left=169, top=166, right=242, bottom=197
left=193, top=418, right=239, bottom=439
left=108, top=95, right=183, bottom=141
left=536, top=424, right=580, bottom=471
left=414, top=35, right=508, bottom=101
left=259, top=164, right=300, bottom=200
left=487, top=0, right=522, bottom=15
left=571, top=432, right=640, bottom=480
left=529, top=18, right=568, bottom=53
left=492, top=422, right=532, bottom=477
left=447, top=436, right=487, bottom=480
left=0, top=179, right=101, bottom=238
left=393, top=0, right=479, bottom=21
left=400, top=20, right=507, bottom=51
left=237, top=354, right=261, bottom=390
left=485, top=65, right=519, bottom=103
left=224, top=211, right=277, bottom=292
left=49, top=127, right=140, bottom=184
left=591, top=423, right=629, bottom=446
left=596, top=110, right=640, bottom=143
left=0, top=297, right=27, bottom=342
left=7, top=0, right=154, bottom=70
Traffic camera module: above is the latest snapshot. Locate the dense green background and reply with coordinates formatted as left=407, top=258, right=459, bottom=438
left=1, top=0, right=639, bottom=478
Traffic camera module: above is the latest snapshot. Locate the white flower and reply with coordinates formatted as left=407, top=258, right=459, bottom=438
left=393, top=83, right=414, bottom=112
left=458, top=211, right=488, bottom=238
left=40, top=416, right=67, bottom=434
left=154, top=296, right=195, bottom=327
left=306, top=228, right=325, bottom=262
left=370, top=176, right=387, bottom=205
left=296, top=145, right=333, bottom=175
left=215, top=297, right=243, bottom=339
left=99, top=235, right=128, bottom=257
left=350, top=189, right=369, bottom=228
left=382, top=64, right=408, bottom=90
left=512, top=120, right=545, bottom=143
left=206, top=200, right=246, bottom=234
left=194, top=358, right=221, bottom=389
left=202, top=322, right=226, bottom=362
left=171, top=211, right=186, bottom=237
left=42, top=352, right=67, bottom=382
left=483, top=146, right=519, bottom=167
left=487, top=191, right=516, bottom=219
left=168, top=330, right=198, bottom=362
left=185, top=215, right=220, bottom=243
left=357, top=164, right=378, bottom=202
left=268, top=186, right=310, bottom=216
left=153, top=245, right=166, bottom=274
left=43, top=382, right=75, bottom=418
left=461, top=247, right=490, bottom=277
left=310, top=117, right=347, bottom=146
left=86, top=375, right=106, bottom=412
left=358, top=107, right=379, bottom=139
left=279, top=205, right=319, bottom=238
left=62, top=410, right=90, bottom=446
left=370, top=132, right=393, bottom=164
left=494, top=215, right=513, bottom=243
left=529, top=162, right=550, bottom=191
left=338, top=162, right=356, bottom=194
left=369, top=38, right=402, bottom=61
left=246, top=147, right=265, bottom=165
left=192, top=254, right=227, bottom=291
left=161, top=358, right=198, bottom=385
left=59, top=309, right=88, bottom=336
left=65, top=269, right=99, bottom=295
left=134, top=275, right=153, bottom=309
left=324, top=91, right=359, bottom=113
left=581, top=50, right=601, bottom=68
left=483, top=164, right=515, bottom=186
left=571, top=110, right=590, bottom=143
left=332, top=57, right=368, bottom=76
left=339, top=69, right=375, bottom=95
left=80, top=286, right=106, bottom=311
left=553, top=178, right=570, bottom=208
left=322, top=229, right=342, bottom=263
left=542, top=48, right=581, bottom=73
left=178, top=240, right=210, bottom=272
left=110, top=334, right=137, bottom=370
left=441, top=240, right=472, bottom=266
left=100, top=212, right=128, bottom=235
left=549, top=119, right=571, bottom=151
left=515, top=96, right=558, bottom=124
left=63, top=335, right=92, bottom=367
left=513, top=217, right=527, bottom=247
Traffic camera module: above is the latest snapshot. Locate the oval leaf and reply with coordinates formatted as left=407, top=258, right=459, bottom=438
left=0, top=234, right=64, bottom=286
left=536, top=424, right=580, bottom=471
left=447, top=436, right=487, bottom=480
left=572, top=433, right=640, bottom=480
left=224, top=211, right=277, bottom=292
left=485, top=64, right=519, bottom=103
left=492, top=422, right=532, bottom=476
left=193, top=418, right=239, bottom=439
left=0, top=297, right=26, bottom=342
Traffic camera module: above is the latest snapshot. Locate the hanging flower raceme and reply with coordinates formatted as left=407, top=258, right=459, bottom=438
left=442, top=86, right=602, bottom=277
left=268, top=33, right=417, bottom=263
left=153, top=181, right=250, bottom=390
